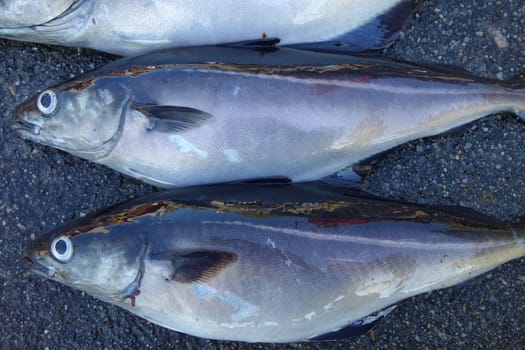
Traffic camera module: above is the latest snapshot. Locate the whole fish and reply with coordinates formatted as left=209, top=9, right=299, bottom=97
left=12, top=46, right=525, bottom=188
left=22, top=183, right=525, bottom=342
left=0, top=0, right=418, bottom=56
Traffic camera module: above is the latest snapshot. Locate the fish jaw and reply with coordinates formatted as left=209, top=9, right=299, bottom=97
left=12, top=97, right=48, bottom=142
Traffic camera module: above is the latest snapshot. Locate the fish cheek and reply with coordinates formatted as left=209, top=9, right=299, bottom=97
left=54, top=82, right=130, bottom=153
left=65, top=233, right=146, bottom=294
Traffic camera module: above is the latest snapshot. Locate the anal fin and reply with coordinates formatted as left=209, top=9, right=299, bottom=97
left=309, top=305, right=396, bottom=341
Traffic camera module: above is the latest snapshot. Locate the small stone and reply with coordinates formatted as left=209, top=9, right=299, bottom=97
left=487, top=25, right=509, bottom=49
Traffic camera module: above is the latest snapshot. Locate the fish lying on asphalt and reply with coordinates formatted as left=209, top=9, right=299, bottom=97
left=0, top=0, right=419, bottom=56
left=21, top=183, right=525, bottom=342
left=12, top=45, right=525, bottom=188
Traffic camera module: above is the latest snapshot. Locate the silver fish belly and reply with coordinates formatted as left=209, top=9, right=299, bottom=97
left=0, top=0, right=417, bottom=55
left=12, top=46, right=525, bottom=188
left=23, top=183, right=525, bottom=342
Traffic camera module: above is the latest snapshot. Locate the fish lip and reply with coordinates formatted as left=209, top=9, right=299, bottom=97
left=11, top=97, right=45, bottom=136
left=16, top=256, right=35, bottom=269
left=11, top=119, right=41, bottom=135
left=17, top=255, right=52, bottom=277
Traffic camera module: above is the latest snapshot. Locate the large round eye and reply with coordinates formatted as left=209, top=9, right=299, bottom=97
left=50, top=236, right=74, bottom=263
left=36, top=90, right=58, bottom=115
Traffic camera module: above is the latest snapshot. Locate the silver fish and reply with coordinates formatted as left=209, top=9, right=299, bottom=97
left=0, top=0, right=418, bottom=55
left=22, top=183, right=525, bottom=342
left=12, top=46, right=525, bottom=188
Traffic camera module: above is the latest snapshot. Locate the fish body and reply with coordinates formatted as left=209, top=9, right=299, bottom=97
left=23, top=183, right=525, bottom=342
left=0, top=0, right=418, bottom=55
left=13, top=46, right=525, bottom=188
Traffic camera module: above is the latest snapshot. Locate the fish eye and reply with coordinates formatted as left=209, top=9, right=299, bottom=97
left=36, top=90, right=58, bottom=116
left=50, top=236, right=74, bottom=263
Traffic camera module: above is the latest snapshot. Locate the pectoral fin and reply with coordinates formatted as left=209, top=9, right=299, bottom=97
left=130, top=103, right=212, bottom=134
left=153, top=250, right=238, bottom=284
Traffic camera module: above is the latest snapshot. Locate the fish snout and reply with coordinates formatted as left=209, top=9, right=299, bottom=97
left=16, top=255, right=35, bottom=269
left=11, top=98, right=45, bottom=136
left=19, top=238, right=57, bottom=276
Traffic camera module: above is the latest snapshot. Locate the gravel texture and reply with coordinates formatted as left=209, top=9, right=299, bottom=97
left=1, top=0, right=525, bottom=348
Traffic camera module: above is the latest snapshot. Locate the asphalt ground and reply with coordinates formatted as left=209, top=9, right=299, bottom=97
left=1, top=0, right=524, bottom=348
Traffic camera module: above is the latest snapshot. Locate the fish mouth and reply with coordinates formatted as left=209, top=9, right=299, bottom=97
left=17, top=255, right=55, bottom=278
left=11, top=119, right=41, bottom=136
left=16, top=256, right=35, bottom=269
left=11, top=96, right=42, bottom=136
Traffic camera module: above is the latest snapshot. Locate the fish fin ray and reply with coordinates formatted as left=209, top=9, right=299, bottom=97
left=130, top=103, right=212, bottom=133
left=153, top=250, right=238, bottom=284
left=286, top=0, right=420, bottom=53
left=309, top=305, right=396, bottom=341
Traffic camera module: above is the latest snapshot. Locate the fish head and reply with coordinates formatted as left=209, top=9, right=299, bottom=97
left=12, top=78, right=131, bottom=160
left=0, top=0, right=92, bottom=45
left=22, top=223, right=146, bottom=304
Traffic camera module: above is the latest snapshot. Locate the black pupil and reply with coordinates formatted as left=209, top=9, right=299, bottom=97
left=55, top=239, right=67, bottom=255
left=40, top=93, right=52, bottom=108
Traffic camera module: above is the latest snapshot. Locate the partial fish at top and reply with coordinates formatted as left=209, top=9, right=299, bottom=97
left=12, top=45, right=525, bottom=188
left=0, top=0, right=419, bottom=56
